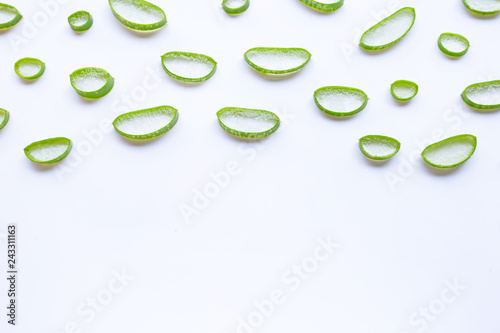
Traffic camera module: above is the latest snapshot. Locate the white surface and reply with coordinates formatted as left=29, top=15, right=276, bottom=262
left=0, top=0, right=499, bottom=333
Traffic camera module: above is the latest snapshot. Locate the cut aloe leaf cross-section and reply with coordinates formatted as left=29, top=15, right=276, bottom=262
left=422, top=134, right=477, bottom=168
left=14, top=58, right=45, bottom=80
left=217, top=107, right=280, bottom=139
left=244, top=47, right=311, bottom=75
left=314, top=86, right=368, bottom=117
left=68, top=11, right=93, bottom=31
left=0, top=108, right=10, bottom=130
left=391, top=80, right=418, bottom=101
left=438, top=33, right=469, bottom=57
left=360, top=7, right=416, bottom=51
left=161, top=52, right=217, bottom=83
left=299, top=0, right=344, bottom=12
left=109, top=0, right=166, bottom=31
left=113, top=106, right=179, bottom=140
left=0, top=3, right=21, bottom=29
left=463, top=0, right=500, bottom=15
left=359, top=135, right=400, bottom=160
left=24, top=137, right=72, bottom=164
left=222, top=0, right=249, bottom=14
left=461, top=80, right=500, bottom=110
left=69, top=67, right=115, bottom=99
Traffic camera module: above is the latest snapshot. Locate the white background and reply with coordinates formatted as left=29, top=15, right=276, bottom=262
left=1, top=0, right=499, bottom=332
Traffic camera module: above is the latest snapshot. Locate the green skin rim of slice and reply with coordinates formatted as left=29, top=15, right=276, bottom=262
left=113, top=106, right=179, bottom=140
left=244, top=47, right=312, bottom=75
left=421, top=134, right=477, bottom=168
left=14, top=58, right=45, bottom=80
left=0, top=108, right=10, bottom=130
left=108, top=0, right=167, bottom=31
left=68, top=11, right=93, bottom=31
left=69, top=67, right=115, bottom=99
left=314, top=86, right=369, bottom=117
left=24, top=137, right=72, bottom=164
left=161, top=52, right=217, bottom=83
left=391, top=80, right=419, bottom=101
left=222, top=0, right=250, bottom=14
left=217, top=107, right=281, bottom=139
left=461, top=80, right=500, bottom=110
left=359, top=7, right=416, bottom=51
left=438, top=33, right=470, bottom=57
left=462, top=0, right=500, bottom=15
left=299, top=0, right=344, bottom=12
left=359, top=135, right=401, bottom=160
left=0, top=3, right=22, bottom=29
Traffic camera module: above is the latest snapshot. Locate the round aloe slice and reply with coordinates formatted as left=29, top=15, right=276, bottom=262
left=359, top=135, right=400, bottom=160
left=422, top=134, right=476, bottom=168
left=69, top=67, right=115, bottom=99
left=217, top=107, right=280, bottom=139
left=360, top=7, right=416, bottom=51
left=438, top=33, right=469, bottom=57
left=0, top=108, right=10, bottom=130
left=222, top=0, right=249, bottom=14
left=314, top=86, right=368, bottom=117
left=14, top=58, right=45, bottom=80
left=299, top=0, right=344, bottom=12
left=461, top=80, right=500, bottom=110
left=391, top=80, right=418, bottom=101
left=113, top=106, right=179, bottom=140
left=161, top=52, right=217, bottom=83
left=463, top=0, right=500, bottom=15
left=0, top=3, right=21, bottom=29
left=24, top=137, right=72, bottom=164
left=244, top=47, right=311, bottom=75
left=109, top=0, right=166, bottom=31
left=68, top=11, right=93, bottom=31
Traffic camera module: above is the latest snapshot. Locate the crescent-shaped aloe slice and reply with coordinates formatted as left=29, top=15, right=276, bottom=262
left=461, top=80, right=500, bottom=110
left=422, top=134, right=476, bottom=168
left=359, top=135, right=400, bottom=160
left=244, top=47, right=311, bottom=75
left=391, top=80, right=418, bottom=101
left=217, top=107, right=280, bottom=139
left=299, top=0, right=344, bottom=12
left=161, top=52, right=217, bottom=83
left=113, top=106, right=179, bottom=140
left=360, top=7, right=416, bottom=51
left=69, top=67, right=114, bottom=99
left=24, top=137, right=72, bottom=164
left=463, top=0, right=500, bottom=15
left=109, top=0, right=166, bottom=31
left=314, top=86, right=368, bottom=117
left=14, top=58, right=45, bottom=80
left=438, top=33, right=469, bottom=57
left=0, top=108, right=9, bottom=130
left=0, top=3, right=21, bottom=29
left=68, top=11, right=93, bottom=31
left=222, top=0, right=249, bottom=14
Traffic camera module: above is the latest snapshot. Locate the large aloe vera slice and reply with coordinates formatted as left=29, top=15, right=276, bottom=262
left=24, top=137, right=72, bottom=164
left=109, top=0, right=166, bottom=31
left=0, top=3, right=21, bottom=29
left=14, top=58, right=45, bottom=80
left=217, top=107, right=280, bottom=139
left=422, top=135, right=477, bottom=168
left=161, top=52, right=217, bottom=83
left=244, top=47, right=311, bottom=75
left=391, top=80, right=418, bottom=101
left=359, top=135, right=400, bottom=160
left=69, top=67, right=115, bottom=99
left=461, top=80, right=500, bottom=110
left=314, top=86, right=368, bottom=117
left=438, top=33, right=469, bottom=57
left=463, top=0, right=500, bottom=15
left=113, top=106, right=179, bottom=140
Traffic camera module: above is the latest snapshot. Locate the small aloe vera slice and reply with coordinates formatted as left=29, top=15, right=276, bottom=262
left=461, top=80, right=500, bottom=110
left=391, top=80, right=418, bottom=101
left=359, top=135, right=400, bottom=160
left=422, top=134, right=476, bottom=168
left=109, top=0, right=166, bottom=31
left=299, top=0, right=344, bottom=12
left=244, top=47, right=311, bottom=75
left=217, top=107, right=280, bottom=139
left=113, top=106, right=179, bottom=140
left=24, top=137, right=72, bottom=164
left=0, top=108, right=10, bottom=130
left=68, top=11, right=93, bottom=31
left=222, top=0, right=249, bottom=14
left=14, top=58, right=45, bottom=80
left=161, top=52, right=217, bottom=83
left=360, top=7, right=416, bottom=51
left=314, top=86, right=368, bottom=117
left=438, top=33, right=469, bottom=57
left=69, top=67, right=115, bottom=99
left=463, top=0, right=500, bottom=15
left=0, top=3, right=21, bottom=29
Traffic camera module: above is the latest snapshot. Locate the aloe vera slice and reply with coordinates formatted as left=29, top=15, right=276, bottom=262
left=14, top=58, right=45, bottom=80
left=391, top=80, right=418, bottom=101
left=244, top=47, right=311, bottom=75
left=299, top=0, right=344, bottom=12
left=314, top=86, right=368, bottom=117
left=24, top=137, right=72, bottom=164
left=109, top=0, right=166, bottom=31
left=217, top=107, right=280, bottom=139
left=69, top=67, right=114, bottom=99
left=68, top=11, right=93, bottom=31
left=461, top=80, right=500, bottom=110
left=438, top=33, right=469, bottom=57
left=0, top=108, right=9, bottom=130
left=359, top=135, right=400, bottom=160
left=161, top=52, right=217, bottom=83
left=463, top=0, right=500, bottom=15
left=422, top=134, right=476, bottom=168
left=222, top=0, right=249, bottom=14
left=0, top=3, right=21, bottom=29
left=359, top=7, right=416, bottom=51
left=113, top=106, right=179, bottom=140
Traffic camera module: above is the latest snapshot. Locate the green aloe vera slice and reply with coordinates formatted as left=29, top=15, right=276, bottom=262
left=422, top=134, right=476, bottom=168
left=14, top=58, right=45, bottom=80
left=299, top=0, right=344, bottom=12
left=0, top=108, right=10, bottom=130
left=359, top=135, right=400, bottom=160
left=69, top=67, right=115, bottom=99
left=463, top=0, right=500, bottom=15
left=244, top=47, right=311, bottom=75
left=222, top=0, right=249, bottom=14
left=314, top=86, right=368, bottom=117
left=0, top=3, right=21, bottom=29
left=113, top=106, right=179, bottom=140
left=359, top=7, right=416, bottom=51
left=461, top=80, right=500, bottom=110
left=217, top=107, right=280, bottom=139
left=109, top=0, right=166, bottom=31
left=24, top=137, right=72, bottom=164
left=438, top=33, right=469, bottom=57
left=68, top=11, right=93, bottom=31
left=161, top=52, right=217, bottom=83
left=391, top=80, right=418, bottom=101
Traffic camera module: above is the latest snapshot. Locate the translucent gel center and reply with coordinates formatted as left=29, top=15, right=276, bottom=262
left=224, top=0, right=247, bottom=8
left=440, top=35, right=468, bottom=53
left=316, top=89, right=366, bottom=113
left=71, top=69, right=108, bottom=92
left=116, top=109, right=174, bottom=135
left=110, top=0, right=164, bottom=25
left=0, top=6, right=17, bottom=23
left=361, top=8, right=414, bottom=47
left=220, top=111, right=278, bottom=133
left=29, top=142, right=68, bottom=162
left=17, top=61, right=42, bottom=78
left=466, top=82, right=500, bottom=106
left=163, top=54, right=215, bottom=79
left=246, top=49, right=309, bottom=71
left=424, top=137, right=475, bottom=166
left=361, top=138, right=398, bottom=157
